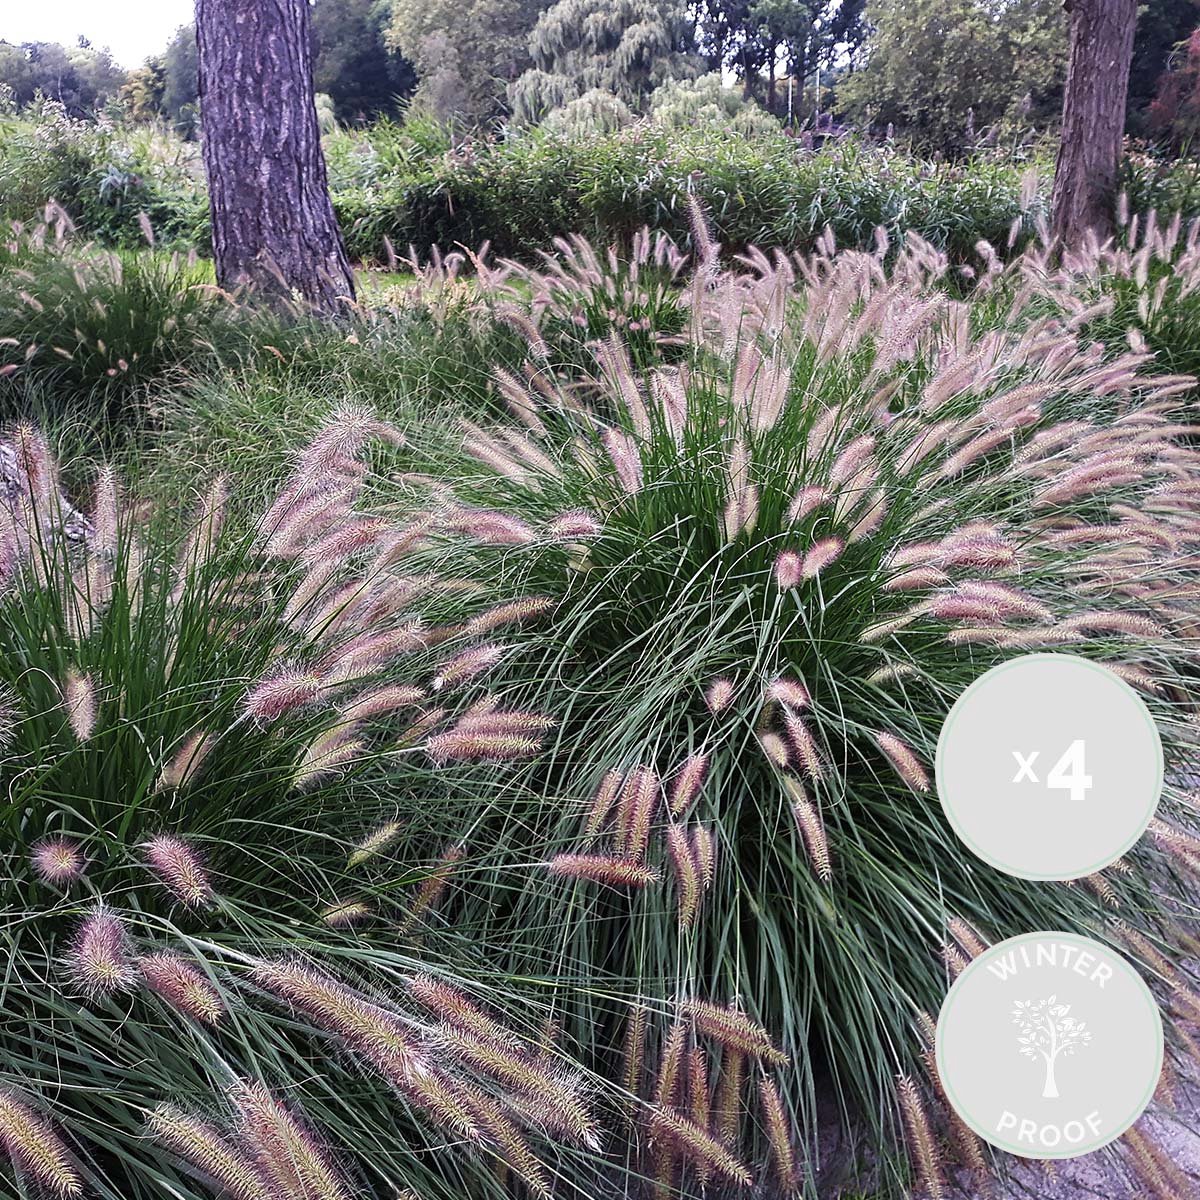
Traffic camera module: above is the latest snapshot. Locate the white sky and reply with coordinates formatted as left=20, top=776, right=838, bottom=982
left=1, top=0, right=195, bottom=68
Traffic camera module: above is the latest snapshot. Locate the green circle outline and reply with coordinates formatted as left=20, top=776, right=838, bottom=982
left=935, top=653, right=1164, bottom=881
left=934, top=930, right=1164, bottom=1159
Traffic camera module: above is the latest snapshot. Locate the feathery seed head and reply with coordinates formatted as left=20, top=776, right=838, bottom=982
left=787, top=486, right=828, bottom=523
left=347, top=821, right=403, bottom=868
left=406, top=975, right=519, bottom=1047
left=548, top=853, right=661, bottom=887
left=666, top=824, right=703, bottom=929
left=229, top=1081, right=353, bottom=1200
left=293, top=725, right=365, bottom=791
left=139, top=953, right=225, bottom=1024
left=582, top=767, right=625, bottom=841
left=142, top=835, right=215, bottom=907
left=67, top=905, right=137, bottom=994
left=464, top=596, right=554, bottom=636
left=667, top=753, right=710, bottom=818
left=773, top=551, right=803, bottom=589
left=801, top=536, right=844, bottom=580
left=244, top=669, right=323, bottom=723
left=705, top=677, right=735, bottom=715
left=767, top=676, right=810, bottom=711
left=873, top=730, right=931, bottom=792
left=431, top=642, right=505, bottom=692
left=545, top=509, right=602, bottom=539
left=60, top=669, right=97, bottom=742
left=158, top=730, right=216, bottom=791
left=896, top=1075, right=946, bottom=1200
left=148, top=1105, right=270, bottom=1200
left=250, top=959, right=419, bottom=1070
left=786, top=777, right=832, bottom=882
left=321, top=901, right=372, bottom=928
left=31, top=837, right=86, bottom=886
left=339, top=684, right=426, bottom=722
left=683, top=998, right=788, bottom=1065
left=0, top=1090, right=83, bottom=1198
left=445, top=507, right=537, bottom=546
left=646, top=1105, right=753, bottom=1187
left=617, top=766, right=660, bottom=861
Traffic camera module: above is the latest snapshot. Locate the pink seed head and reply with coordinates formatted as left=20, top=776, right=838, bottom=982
left=61, top=669, right=97, bottom=741
left=431, top=643, right=505, bottom=692
left=139, top=953, right=225, bottom=1024
left=668, top=753, right=710, bottom=818
left=766, top=676, right=810, bottom=711
left=67, top=906, right=137, bottom=995
left=0, top=1091, right=83, bottom=1198
left=801, top=537, right=844, bottom=580
left=446, top=507, right=537, bottom=546
left=547, top=853, right=661, bottom=888
left=705, top=677, right=735, bottom=715
left=546, top=510, right=602, bottom=540
left=31, top=837, right=86, bottom=886
left=773, top=551, right=803, bottom=589
left=787, top=486, right=828, bottom=523
left=244, top=670, right=323, bottom=723
left=142, top=835, right=215, bottom=907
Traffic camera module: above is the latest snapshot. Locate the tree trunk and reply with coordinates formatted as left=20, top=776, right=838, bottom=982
left=1050, top=0, right=1137, bottom=247
left=195, top=0, right=355, bottom=314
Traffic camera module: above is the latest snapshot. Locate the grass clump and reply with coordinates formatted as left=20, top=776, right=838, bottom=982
left=0, top=208, right=230, bottom=427
left=388, top=229, right=1200, bottom=1195
left=0, top=416, right=623, bottom=1200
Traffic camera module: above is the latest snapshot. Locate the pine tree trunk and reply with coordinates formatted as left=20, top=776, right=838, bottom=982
left=1050, top=0, right=1137, bottom=247
left=195, top=0, right=355, bottom=314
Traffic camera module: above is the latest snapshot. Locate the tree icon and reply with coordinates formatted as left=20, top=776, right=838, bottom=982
left=1013, top=995, right=1092, bottom=1098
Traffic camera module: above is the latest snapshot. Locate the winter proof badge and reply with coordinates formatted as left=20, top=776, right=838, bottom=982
left=935, top=931, right=1163, bottom=1159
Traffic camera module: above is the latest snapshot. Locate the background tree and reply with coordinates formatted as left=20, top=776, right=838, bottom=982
left=836, top=0, right=1066, bottom=152
left=160, top=24, right=201, bottom=136
left=1128, top=0, right=1200, bottom=132
left=510, top=0, right=697, bottom=125
left=0, top=38, right=125, bottom=114
left=311, top=0, right=416, bottom=122
left=147, top=6, right=415, bottom=136
left=695, top=0, right=866, bottom=113
left=119, top=59, right=166, bottom=123
left=387, top=0, right=545, bottom=125
left=1050, top=0, right=1138, bottom=245
left=1150, top=28, right=1200, bottom=146
left=195, top=0, right=355, bottom=313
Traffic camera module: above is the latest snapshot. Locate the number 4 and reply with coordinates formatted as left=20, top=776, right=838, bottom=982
left=1046, top=739, right=1092, bottom=802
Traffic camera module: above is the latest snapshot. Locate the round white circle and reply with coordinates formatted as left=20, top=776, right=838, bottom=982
left=936, top=654, right=1162, bottom=880
left=936, top=931, right=1163, bottom=1159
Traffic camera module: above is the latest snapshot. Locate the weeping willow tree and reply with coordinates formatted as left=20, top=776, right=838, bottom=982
left=510, top=0, right=698, bottom=125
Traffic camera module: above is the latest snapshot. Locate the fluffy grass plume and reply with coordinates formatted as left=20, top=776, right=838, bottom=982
left=408, top=226, right=1200, bottom=1195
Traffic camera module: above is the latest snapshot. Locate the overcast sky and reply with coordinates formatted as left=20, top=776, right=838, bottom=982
left=1, top=1, right=194, bottom=68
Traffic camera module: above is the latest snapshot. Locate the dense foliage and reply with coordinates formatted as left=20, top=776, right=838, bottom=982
left=6, top=191, right=1200, bottom=1197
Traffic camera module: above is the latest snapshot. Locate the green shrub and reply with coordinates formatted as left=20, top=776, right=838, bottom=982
left=398, top=243, right=1200, bottom=1196
left=0, top=102, right=207, bottom=249
left=388, top=127, right=1051, bottom=266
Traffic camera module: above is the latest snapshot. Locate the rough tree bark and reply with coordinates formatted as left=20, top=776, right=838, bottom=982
left=1050, top=0, right=1138, bottom=247
left=195, top=0, right=355, bottom=314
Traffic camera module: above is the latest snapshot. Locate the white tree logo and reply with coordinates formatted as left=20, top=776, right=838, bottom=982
left=1013, top=995, right=1093, bottom=1098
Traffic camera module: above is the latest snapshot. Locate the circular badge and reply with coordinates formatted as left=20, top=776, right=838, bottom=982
left=936, top=931, right=1163, bottom=1158
left=936, top=654, right=1162, bottom=880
